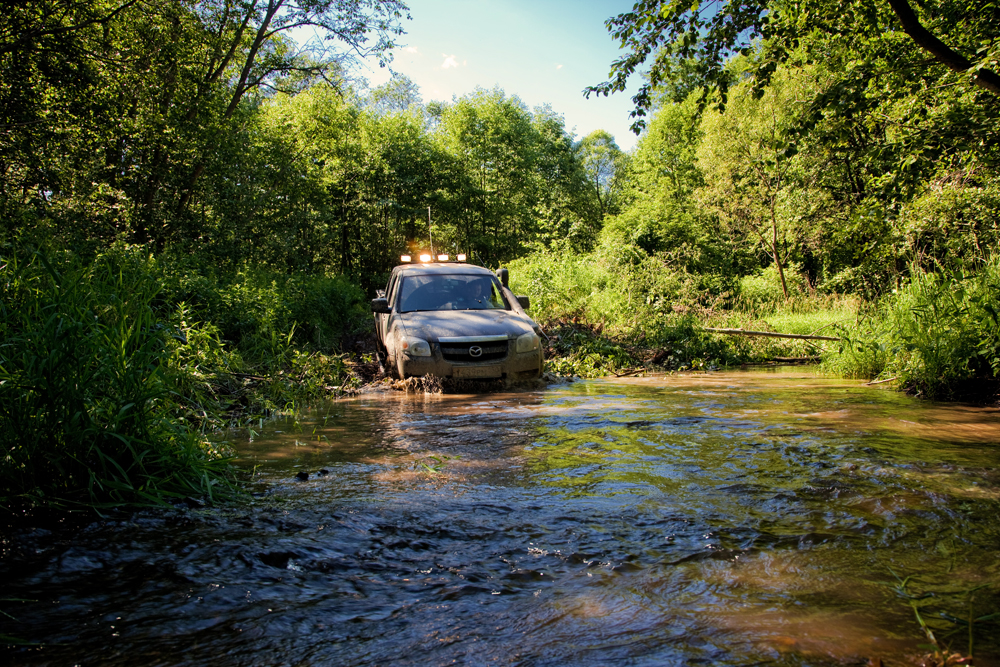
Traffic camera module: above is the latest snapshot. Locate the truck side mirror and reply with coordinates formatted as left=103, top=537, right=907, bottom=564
left=371, top=297, right=391, bottom=314
left=516, top=295, right=530, bottom=310
left=496, top=268, right=509, bottom=287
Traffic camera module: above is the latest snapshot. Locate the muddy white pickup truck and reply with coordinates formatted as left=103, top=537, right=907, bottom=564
left=371, top=257, right=544, bottom=380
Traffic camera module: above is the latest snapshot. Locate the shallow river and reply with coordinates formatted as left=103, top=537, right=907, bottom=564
left=4, top=369, right=1000, bottom=666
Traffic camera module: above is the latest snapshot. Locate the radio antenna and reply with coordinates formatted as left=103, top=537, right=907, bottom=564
left=427, top=206, right=435, bottom=256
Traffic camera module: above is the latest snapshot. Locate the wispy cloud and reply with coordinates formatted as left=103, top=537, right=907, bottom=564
left=402, top=46, right=420, bottom=54
left=441, top=53, right=460, bottom=69
left=556, top=64, right=563, bottom=70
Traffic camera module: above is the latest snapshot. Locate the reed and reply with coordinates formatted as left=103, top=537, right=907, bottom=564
left=825, top=259, right=1000, bottom=399
left=0, top=248, right=236, bottom=508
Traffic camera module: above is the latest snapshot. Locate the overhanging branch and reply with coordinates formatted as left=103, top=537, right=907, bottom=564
left=886, top=0, right=1000, bottom=96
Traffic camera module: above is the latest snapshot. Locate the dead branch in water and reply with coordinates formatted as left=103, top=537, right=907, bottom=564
left=704, top=328, right=841, bottom=341
left=865, top=376, right=899, bottom=385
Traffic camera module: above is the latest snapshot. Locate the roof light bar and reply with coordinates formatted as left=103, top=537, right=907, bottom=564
left=437, top=254, right=449, bottom=261
left=419, top=254, right=432, bottom=263
left=456, top=253, right=466, bottom=261
left=400, top=254, right=411, bottom=263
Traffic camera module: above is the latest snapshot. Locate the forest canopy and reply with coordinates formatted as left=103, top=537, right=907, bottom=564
left=0, top=0, right=612, bottom=288
left=0, top=0, right=997, bottom=312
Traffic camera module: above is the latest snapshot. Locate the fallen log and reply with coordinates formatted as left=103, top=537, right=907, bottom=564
left=865, top=376, right=898, bottom=386
left=704, top=328, right=841, bottom=342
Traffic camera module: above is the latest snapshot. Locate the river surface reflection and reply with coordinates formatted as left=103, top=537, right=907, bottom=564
left=4, top=369, right=1000, bottom=666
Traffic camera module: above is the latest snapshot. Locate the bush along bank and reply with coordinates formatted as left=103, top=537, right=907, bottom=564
left=824, top=260, right=1000, bottom=402
left=536, top=312, right=830, bottom=378
left=508, top=250, right=857, bottom=378
left=509, top=248, right=1000, bottom=403
left=0, top=244, right=371, bottom=511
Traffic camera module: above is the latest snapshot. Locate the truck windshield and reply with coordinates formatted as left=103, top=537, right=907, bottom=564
left=397, top=274, right=508, bottom=313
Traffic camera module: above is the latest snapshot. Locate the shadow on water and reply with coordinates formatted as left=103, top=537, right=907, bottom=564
left=3, top=368, right=1000, bottom=666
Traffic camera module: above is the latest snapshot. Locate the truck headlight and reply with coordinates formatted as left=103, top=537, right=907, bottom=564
left=401, top=337, right=431, bottom=357
left=515, top=332, right=539, bottom=353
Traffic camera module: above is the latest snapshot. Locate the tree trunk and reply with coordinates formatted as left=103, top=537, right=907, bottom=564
left=886, top=0, right=1000, bottom=96
left=176, top=1, right=280, bottom=212
left=769, top=194, right=789, bottom=298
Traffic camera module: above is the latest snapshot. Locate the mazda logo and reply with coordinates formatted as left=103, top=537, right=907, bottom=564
left=468, top=345, right=483, bottom=358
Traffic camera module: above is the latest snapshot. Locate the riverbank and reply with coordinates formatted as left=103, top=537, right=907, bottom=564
left=509, top=252, right=1000, bottom=405
left=0, top=245, right=369, bottom=510
left=4, top=244, right=999, bottom=514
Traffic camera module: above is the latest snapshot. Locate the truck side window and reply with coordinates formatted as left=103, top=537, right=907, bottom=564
left=386, top=274, right=399, bottom=307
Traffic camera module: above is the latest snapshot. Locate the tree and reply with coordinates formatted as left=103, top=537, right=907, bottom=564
left=696, top=66, right=828, bottom=297
left=0, top=0, right=410, bottom=249
left=530, top=106, right=599, bottom=252
left=163, top=0, right=412, bottom=236
left=366, top=72, right=423, bottom=115
left=574, top=130, right=625, bottom=220
left=433, top=88, right=542, bottom=264
left=608, top=90, right=735, bottom=275
left=585, top=0, right=1000, bottom=132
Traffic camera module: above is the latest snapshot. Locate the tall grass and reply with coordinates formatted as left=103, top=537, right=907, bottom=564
left=1, top=242, right=371, bottom=509
left=507, top=249, right=857, bottom=371
left=824, top=260, right=1000, bottom=399
left=0, top=249, right=234, bottom=508
left=156, top=255, right=369, bottom=358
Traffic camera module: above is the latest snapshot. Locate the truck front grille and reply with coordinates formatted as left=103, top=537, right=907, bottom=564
left=440, top=341, right=508, bottom=362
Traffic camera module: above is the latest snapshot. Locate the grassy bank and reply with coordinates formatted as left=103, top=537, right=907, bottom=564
left=509, top=251, right=858, bottom=377
left=6, top=240, right=997, bottom=512
left=509, top=249, right=999, bottom=403
left=823, top=259, right=1000, bottom=401
left=0, top=244, right=370, bottom=510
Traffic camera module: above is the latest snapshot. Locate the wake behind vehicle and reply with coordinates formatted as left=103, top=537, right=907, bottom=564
left=371, top=254, right=544, bottom=380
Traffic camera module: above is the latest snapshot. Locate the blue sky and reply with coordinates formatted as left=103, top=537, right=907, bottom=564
left=355, top=0, right=641, bottom=150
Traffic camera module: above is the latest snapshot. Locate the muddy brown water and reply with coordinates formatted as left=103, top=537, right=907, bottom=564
left=3, top=369, right=1000, bottom=666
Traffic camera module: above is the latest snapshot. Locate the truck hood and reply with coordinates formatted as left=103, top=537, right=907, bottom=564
left=397, top=310, right=535, bottom=341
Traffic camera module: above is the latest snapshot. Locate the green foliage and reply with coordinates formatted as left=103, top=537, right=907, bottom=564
left=588, top=0, right=1000, bottom=133
left=609, top=90, right=749, bottom=279
left=0, top=247, right=235, bottom=508
left=0, top=0, right=409, bottom=251
left=697, top=65, right=830, bottom=297
left=825, top=260, right=1000, bottom=398
left=508, top=244, right=702, bottom=332
left=574, top=129, right=627, bottom=220
left=429, top=88, right=598, bottom=263
left=157, top=259, right=369, bottom=358
left=735, top=263, right=811, bottom=311
left=585, top=0, right=1000, bottom=313
left=508, top=245, right=747, bottom=374
left=2, top=0, right=1000, bottom=455
left=898, top=178, right=1000, bottom=273
left=0, top=239, right=370, bottom=509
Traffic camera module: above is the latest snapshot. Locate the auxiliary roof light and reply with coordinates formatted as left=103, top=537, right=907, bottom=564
left=400, top=254, right=412, bottom=263
left=437, top=254, right=449, bottom=261
left=456, top=253, right=466, bottom=261
left=419, top=254, right=432, bottom=263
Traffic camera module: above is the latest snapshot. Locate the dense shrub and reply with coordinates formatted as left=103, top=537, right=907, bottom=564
left=507, top=245, right=709, bottom=329
left=156, top=256, right=369, bottom=358
left=735, top=263, right=809, bottom=310
left=825, top=260, right=1000, bottom=399
left=0, top=242, right=369, bottom=508
left=0, top=247, right=234, bottom=507
left=898, top=180, right=1000, bottom=274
